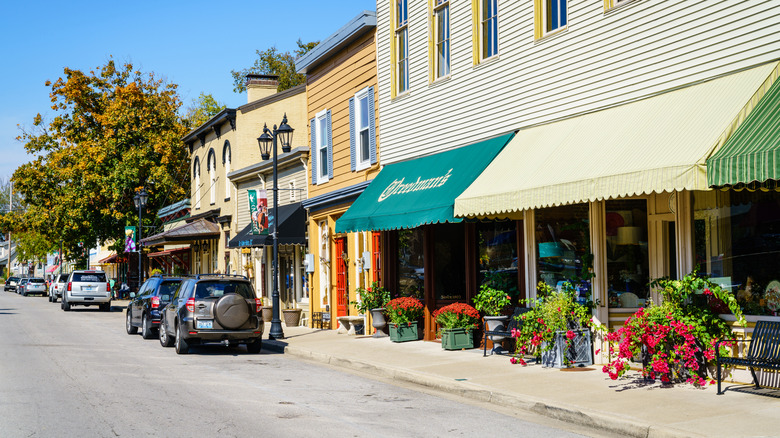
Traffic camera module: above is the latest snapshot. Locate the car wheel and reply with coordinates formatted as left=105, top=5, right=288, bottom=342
left=141, top=314, right=154, bottom=339
left=62, top=297, right=71, bottom=311
left=175, top=323, right=189, bottom=355
left=48, top=293, right=52, bottom=302
left=159, top=317, right=174, bottom=347
left=246, top=338, right=262, bottom=354
left=126, top=310, right=138, bottom=334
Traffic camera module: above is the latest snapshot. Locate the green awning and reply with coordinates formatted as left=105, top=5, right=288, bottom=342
left=335, top=132, right=515, bottom=233
left=708, top=69, right=780, bottom=187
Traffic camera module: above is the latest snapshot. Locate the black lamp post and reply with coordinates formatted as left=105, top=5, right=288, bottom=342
left=133, top=188, right=148, bottom=291
left=257, top=114, right=294, bottom=340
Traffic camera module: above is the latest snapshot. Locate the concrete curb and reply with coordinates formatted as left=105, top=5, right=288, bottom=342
left=263, top=340, right=700, bottom=438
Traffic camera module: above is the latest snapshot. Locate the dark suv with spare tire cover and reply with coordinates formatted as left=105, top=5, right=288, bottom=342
left=126, top=275, right=185, bottom=339
left=159, top=275, right=263, bottom=354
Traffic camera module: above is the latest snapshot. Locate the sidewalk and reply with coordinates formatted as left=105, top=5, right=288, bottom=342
left=264, top=326, right=780, bottom=438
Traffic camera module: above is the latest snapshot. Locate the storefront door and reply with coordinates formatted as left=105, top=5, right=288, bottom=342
left=335, top=237, right=348, bottom=317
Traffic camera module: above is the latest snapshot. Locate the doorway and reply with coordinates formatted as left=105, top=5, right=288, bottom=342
left=335, top=237, right=348, bottom=317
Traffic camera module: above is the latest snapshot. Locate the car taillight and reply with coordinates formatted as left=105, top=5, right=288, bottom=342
left=255, top=298, right=262, bottom=313
left=151, top=296, right=160, bottom=309
left=67, top=282, right=72, bottom=291
left=106, top=282, right=111, bottom=292
left=186, top=298, right=195, bottom=313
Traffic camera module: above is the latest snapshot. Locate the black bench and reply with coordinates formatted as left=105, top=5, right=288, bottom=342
left=483, top=307, right=530, bottom=357
left=716, top=320, right=780, bottom=395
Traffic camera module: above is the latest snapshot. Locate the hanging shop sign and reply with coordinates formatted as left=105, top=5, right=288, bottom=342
left=248, top=189, right=269, bottom=235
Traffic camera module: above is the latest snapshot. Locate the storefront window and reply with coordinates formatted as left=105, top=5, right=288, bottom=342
left=694, top=190, right=780, bottom=316
left=605, top=199, right=649, bottom=308
left=434, top=223, right=466, bottom=301
left=535, top=204, right=591, bottom=301
left=397, top=228, right=424, bottom=300
left=477, top=221, right=519, bottom=298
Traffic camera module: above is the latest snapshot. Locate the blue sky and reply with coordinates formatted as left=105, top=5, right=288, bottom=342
left=0, top=0, right=376, bottom=181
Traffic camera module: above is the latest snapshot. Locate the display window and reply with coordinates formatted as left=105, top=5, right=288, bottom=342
left=605, top=199, right=650, bottom=308
left=433, top=223, right=466, bottom=301
left=535, top=204, right=591, bottom=301
left=396, top=228, right=425, bottom=301
left=476, top=221, right=519, bottom=299
left=694, top=190, right=780, bottom=316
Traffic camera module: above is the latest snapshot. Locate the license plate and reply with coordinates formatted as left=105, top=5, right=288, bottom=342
left=196, top=320, right=213, bottom=329
left=82, top=286, right=94, bottom=291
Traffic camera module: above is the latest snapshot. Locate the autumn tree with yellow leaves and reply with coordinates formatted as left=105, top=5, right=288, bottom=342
left=12, top=59, right=190, bottom=260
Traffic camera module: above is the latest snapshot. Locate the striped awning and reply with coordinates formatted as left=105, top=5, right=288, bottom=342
left=454, top=62, right=780, bottom=217
left=707, top=64, right=780, bottom=188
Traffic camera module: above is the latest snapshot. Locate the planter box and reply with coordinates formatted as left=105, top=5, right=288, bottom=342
left=441, top=328, right=474, bottom=350
left=389, top=321, right=420, bottom=342
left=282, top=308, right=302, bottom=327
left=541, top=329, right=593, bottom=368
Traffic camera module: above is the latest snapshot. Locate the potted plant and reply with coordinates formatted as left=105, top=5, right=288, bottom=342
left=385, top=296, right=424, bottom=342
left=511, top=281, right=593, bottom=368
left=473, top=284, right=513, bottom=350
left=351, top=281, right=390, bottom=337
left=433, top=303, right=481, bottom=350
left=601, top=271, right=745, bottom=386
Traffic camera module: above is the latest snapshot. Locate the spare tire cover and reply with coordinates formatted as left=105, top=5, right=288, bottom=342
left=214, top=294, right=250, bottom=330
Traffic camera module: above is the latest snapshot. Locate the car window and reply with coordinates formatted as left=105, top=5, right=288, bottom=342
left=172, top=280, right=189, bottom=301
left=72, top=272, right=107, bottom=282
left=30, top=278, right=45, bottom=284
left=158, top=281, right=181, bottom=302
left=194, top=281, right=254, bottom=299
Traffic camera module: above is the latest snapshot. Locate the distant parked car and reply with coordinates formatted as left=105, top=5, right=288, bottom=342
left=159, top=274, right=263, bottom=354
left=22, top=278, right=47, bottom=296
left=126, top=275, right=185, bottom=339
left=48, top=273, right=68, bottom=303
left=61, top=270, right=111, bottom=311
left=4, top=276, right=20, bottom=292
left=17, top=278, right=29, bottom=295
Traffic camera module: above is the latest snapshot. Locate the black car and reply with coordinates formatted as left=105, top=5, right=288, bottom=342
left=159, top=274, right=263, bottom=354
left=4, top=276, right=20, bottom=292
left=126, top=275, right=184, bottom=339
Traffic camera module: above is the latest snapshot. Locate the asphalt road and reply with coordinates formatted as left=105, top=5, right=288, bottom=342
left=0, top=291, right=592, bottom=438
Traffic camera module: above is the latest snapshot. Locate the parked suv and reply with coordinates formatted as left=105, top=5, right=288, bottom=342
left=17, top=278, right=29, bottom=295
left=48, top=273, right=68, bottom=303
left=159, top=275, right=263, bottom=354
left=62, top=270, right=111, bottom=311
left=126, top=275, right=184, bottom=339
left=4, top=276, right=20, bottom=292
left=22, top=277, right=47, bottom=296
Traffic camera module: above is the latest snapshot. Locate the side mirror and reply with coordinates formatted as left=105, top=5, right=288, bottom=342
left=129, top=292, right=136, bottom=298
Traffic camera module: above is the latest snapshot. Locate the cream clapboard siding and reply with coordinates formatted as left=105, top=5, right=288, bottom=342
left=376, top=0, right=780, bottom=164
left=235, top=167, right=309, bottom=229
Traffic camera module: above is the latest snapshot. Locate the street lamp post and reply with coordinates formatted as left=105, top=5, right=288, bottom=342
left=257, top=114, right=294, bottom=341
left=133, top=188, right=148, bottom=291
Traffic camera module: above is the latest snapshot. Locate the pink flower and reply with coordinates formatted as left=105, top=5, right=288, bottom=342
left=510, top=357, right=518, bottom=365
left=566, top=330, right=576, bottom=340
left=594, top=349, right=601, bottom=355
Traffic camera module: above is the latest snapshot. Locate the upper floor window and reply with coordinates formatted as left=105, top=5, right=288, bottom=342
left=193, top=157, right=201, bottom=210
left=350, top=86, right=377, bottom=172
left=311, top=109, right=332, bottom=185
left=479, top=0, right=498, bottom=60
left=432, top=0, right=450, bottom=80
left=394, top=0, right=409, bottom=95
left=539, top=0, right=567, bottom=37
left=223, top=141, right=232, bottom=200
left=207, top=149, right=217, bottom=205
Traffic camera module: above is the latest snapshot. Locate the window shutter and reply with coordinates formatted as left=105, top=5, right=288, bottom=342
left=368, top=87, right=377, bottom=165
left=310, top=118, right=317, bottom=185
left=327, top=110, right=334, bottom=179
left=349, top=97, right=356, bottom=172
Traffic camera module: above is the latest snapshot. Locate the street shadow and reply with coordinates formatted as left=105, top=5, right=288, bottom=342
left=280, top=329, right=330, bottom=339
left=0, top=308, right=17, bottom=314
left=185, top=344, right=250, bottom=357
left=721, top=384, right=780, bottom=398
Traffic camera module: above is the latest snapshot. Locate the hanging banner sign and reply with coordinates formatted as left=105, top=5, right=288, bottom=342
left=248, top=189, right=269, bottom=235
left=124, top=226, right=137, bottom=252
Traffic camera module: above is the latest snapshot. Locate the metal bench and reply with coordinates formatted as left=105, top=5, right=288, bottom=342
left=716, top=320, right=780, bottom=395
left=483, top=307, right=531, bottom=357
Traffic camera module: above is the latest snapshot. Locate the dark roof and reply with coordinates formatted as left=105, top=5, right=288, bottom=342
left=141, top=218, right=220, bottom=247
left=295, top=10, right=376, bottom=75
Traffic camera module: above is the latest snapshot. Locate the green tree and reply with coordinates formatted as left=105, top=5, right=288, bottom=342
left=184, top=93, right=226, bottom=128
left=231, top=39, right=319, bottom=94
left=13, top=59, right=190, bottom=257
left=14, top=230, right=54, bottom=267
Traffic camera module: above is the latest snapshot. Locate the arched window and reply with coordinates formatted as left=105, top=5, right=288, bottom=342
left=207, top=148, right=217, bottom=205
left=223, top=141, right=232, bottom=199
left=193, top=157, right=201, bottom=209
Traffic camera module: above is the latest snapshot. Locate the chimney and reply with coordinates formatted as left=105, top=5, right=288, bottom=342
left=246, top=74, right=279, bottom=103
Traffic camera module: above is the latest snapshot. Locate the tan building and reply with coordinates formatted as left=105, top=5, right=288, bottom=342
left=296, top=11, right=380, bottom=329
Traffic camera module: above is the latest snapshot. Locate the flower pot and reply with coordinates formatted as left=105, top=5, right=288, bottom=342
left=441, top=328, right=474, bottom=350
left=389, top=321, right=420, bottom=342
left=541, top=329, right=593, bottom=368
left=261, top=306, right=273, bottom=323
left=484, top=315, right=510, bottom=352
left=370, top=308, right=388, bottom=338
left=282, top=308, right=302, bottom=327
